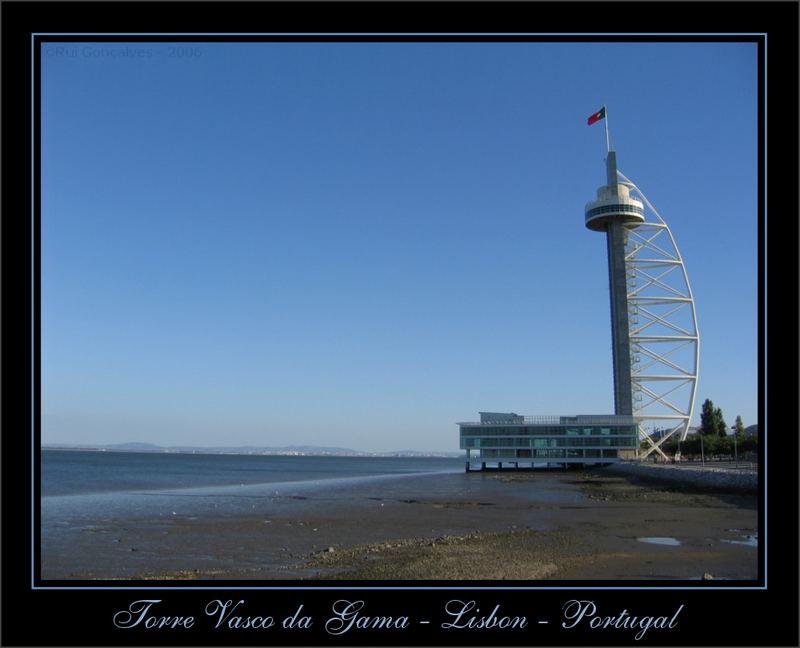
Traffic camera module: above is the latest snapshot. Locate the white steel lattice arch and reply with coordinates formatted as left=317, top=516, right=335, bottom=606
left=617, top=170, right=700, bottom=460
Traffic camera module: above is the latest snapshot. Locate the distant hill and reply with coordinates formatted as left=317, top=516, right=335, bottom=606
left=386, top=449, right=462, bottom=457
left=685, top=425, right=758, bottom=438
left=169, top=444, right=363, bottom=456
left=109, top=442, right=162, bottom=451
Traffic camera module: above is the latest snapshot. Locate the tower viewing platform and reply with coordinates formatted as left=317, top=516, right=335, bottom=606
left=584, top=151, right=645, bottom=231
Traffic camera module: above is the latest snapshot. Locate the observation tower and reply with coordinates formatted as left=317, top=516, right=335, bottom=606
left=585, top=109, right=700, bottom=460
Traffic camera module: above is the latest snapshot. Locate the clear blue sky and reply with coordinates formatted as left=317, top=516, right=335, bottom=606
left=41, top=41, right=758, bottom=452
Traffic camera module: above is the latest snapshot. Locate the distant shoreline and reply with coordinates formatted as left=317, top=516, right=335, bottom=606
left=41, top=445, right=463, bottom=459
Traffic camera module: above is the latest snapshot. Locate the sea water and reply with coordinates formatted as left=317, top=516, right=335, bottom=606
left=41, top=449, right=465, bottom=526
left=39, top=450, right=465, bottom=578
left=42, top=449, right=463, bottom=497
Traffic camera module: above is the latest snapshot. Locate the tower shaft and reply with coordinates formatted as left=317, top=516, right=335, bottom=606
left=605, top=151, right=633, bottom=416
left=606, top=220, right=633, bottom=416
left=585, top=150, right=644, bottom=418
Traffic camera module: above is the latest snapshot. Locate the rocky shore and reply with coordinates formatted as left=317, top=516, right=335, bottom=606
left=297, top=467, right=758, bottom=581
left=604, top=461, right=758, bottom=493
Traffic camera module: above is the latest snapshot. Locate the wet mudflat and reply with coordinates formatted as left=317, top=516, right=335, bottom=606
left=41, top=468, right=758, bottom=581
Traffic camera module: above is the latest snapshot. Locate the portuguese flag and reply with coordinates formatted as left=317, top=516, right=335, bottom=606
left=587, top=106, right=606, bottom=126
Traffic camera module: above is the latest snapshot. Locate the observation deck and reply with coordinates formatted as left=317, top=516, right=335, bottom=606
left=584, top=182, right=645, bottom=231
left=584, top=150, right=645, bottom=231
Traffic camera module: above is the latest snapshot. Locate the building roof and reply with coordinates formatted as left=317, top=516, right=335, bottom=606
left=460, top=413, right=638, bottom=426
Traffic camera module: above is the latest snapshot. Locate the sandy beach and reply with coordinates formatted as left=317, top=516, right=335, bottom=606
left=41, top=465, right=758, bottom=581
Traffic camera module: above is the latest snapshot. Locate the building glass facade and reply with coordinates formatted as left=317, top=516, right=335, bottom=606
left=459, top=412, right=638, bottom=470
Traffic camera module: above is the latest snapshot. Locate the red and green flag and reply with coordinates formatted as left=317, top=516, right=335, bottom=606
left=587, top=107, right=606, bottom=126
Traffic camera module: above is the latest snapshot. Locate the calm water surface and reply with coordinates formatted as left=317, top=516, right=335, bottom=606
left=42, top=449, right=463, bottom=497
left=40, top=450, right=580, bottom=558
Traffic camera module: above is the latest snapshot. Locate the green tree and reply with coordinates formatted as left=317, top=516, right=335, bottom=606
left=700, top=399, right=718, bottom=436
left=734, top=415, right=745, bottom=438
left=700, top=398, right=728, bottom=438
left=714, top=406, right=727, bottom=438
left=702, top=432, right=720, bottom=455
left=700, top=399, right=713, bottom=435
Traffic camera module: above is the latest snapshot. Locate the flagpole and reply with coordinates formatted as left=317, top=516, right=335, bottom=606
left=604, top=104, right=611, bottom=152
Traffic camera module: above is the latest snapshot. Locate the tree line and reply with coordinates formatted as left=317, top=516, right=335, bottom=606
left=647, top=398, right=757, bottom=459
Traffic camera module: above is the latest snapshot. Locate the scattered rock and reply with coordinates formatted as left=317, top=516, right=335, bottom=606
left=703, top=572, right=714, bottom=580
left=604, top=463, right=757, bottom=494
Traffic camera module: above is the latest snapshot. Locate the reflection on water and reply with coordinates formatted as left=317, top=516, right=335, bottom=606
left=637, top=536, right=681, bottom=546
left=721, top=534, right=757, bottom=547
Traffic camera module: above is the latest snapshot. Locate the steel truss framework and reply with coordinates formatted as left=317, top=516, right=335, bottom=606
left=617, top=171, right=700, bottom=460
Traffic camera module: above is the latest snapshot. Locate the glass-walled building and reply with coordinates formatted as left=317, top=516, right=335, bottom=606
left=459, top=412, right=638, bottom=471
